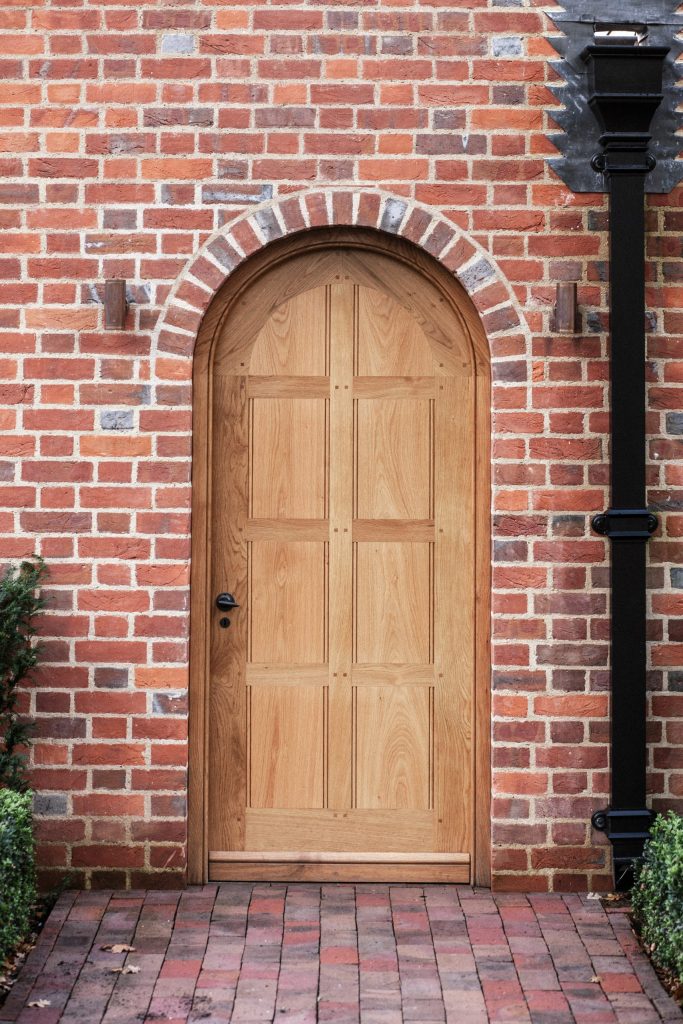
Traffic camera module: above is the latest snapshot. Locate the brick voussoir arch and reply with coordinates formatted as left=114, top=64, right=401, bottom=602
left=152, top=188, right=530, bottom=366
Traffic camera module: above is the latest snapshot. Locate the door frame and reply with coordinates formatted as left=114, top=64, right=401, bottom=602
left=188, top=226, right=491, bottom=885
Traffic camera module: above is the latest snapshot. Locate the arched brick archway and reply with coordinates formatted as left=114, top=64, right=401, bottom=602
left=152, top=188, right=529, bottom=367
left=154, top=189, right=531, bottom=888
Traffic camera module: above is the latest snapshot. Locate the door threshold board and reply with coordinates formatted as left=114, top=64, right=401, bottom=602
left=209, top=861, right=470, bottom=883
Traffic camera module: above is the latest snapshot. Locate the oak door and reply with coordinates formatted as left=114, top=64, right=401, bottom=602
left=207, top=248, right=475, bottom=882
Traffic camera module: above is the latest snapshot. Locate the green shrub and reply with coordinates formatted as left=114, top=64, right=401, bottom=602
left=632, top=811, right=683, bottom=981
left=0, top=556, right=46, bottom=791
left=0, top=789, right=36, bottom=963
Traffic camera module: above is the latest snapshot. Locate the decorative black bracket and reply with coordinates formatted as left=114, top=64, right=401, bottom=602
left=591, top=509, right=659, bottom=539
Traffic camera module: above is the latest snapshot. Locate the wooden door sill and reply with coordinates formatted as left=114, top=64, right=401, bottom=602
left=208, top=851, right=470, bottom=883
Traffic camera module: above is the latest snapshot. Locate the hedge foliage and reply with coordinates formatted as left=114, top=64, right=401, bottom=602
left=0, top=556, right=45, bottom=791
left=0, top=789, right=36, bottom=964
left=632, top=811, right=683, bottom=981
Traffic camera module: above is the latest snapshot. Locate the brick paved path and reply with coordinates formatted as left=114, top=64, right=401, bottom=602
left=1, top=885, right=681, bottom=1024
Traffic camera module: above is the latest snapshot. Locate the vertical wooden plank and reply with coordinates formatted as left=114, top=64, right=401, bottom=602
left=188, top=346, right=211, bottom=884
left=209, top=375, right=249, bottom=852
left=474, top=372, right=492, bottom=886
left=327, top=278, right=355, bottom=809
left=435, top=376, right=474, bottom=855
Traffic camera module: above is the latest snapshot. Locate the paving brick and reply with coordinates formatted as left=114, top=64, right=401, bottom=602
left=3, top=886, right=682, bottom=1023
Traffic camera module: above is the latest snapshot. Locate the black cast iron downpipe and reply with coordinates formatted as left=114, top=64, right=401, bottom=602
left=582, top=43, right=667, bottom=890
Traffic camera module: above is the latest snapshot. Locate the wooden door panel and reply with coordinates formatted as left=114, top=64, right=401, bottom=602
left=342, top=249, right=472, bottom=377
left=354, top=542, right=432, bottom=665
left=356, top=288, right=435, bottom=376
left=248, top=685, right=326, bottom=809
left=355, top=399, right=433, bottom=519
left=243, top=808, right=437, bottom=852
left=249, top=541, right=328, bottom=664
left=207, top=245, right=477, bottom=880
left=250, top=398, right=328, bottom=519
left=250, top=287, right=330, bottom=376
left=354, top=685, right=432, bottom=810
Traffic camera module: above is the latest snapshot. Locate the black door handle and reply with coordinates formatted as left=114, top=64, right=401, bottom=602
left=216, top=592, right=239, bottom=612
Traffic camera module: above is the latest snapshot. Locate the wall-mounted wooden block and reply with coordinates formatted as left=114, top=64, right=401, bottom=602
left=104, top=279, right=128, bottom=330
left=554, top=281, right=578, bottom=334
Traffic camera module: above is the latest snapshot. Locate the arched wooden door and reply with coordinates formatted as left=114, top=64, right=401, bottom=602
left=190, top=230, right=490, bottom=884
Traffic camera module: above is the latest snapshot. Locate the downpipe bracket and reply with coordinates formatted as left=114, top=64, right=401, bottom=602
left=591, top=508, right=658, bottom=539
left=591, top=807, right=655, bottom=840
left=591, top=808, right=655, bottom=891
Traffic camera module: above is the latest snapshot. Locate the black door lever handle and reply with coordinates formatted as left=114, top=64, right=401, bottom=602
left=216, top=592, right=239, bottom=612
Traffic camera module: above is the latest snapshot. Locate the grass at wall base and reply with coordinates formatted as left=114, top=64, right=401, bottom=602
left=632, top=811, right=683, bottom=1004
left=0, top=557, right=45, bottom=967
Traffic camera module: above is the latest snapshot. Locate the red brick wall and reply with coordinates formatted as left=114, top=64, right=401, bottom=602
left=1, top=0, right=681, bottom=892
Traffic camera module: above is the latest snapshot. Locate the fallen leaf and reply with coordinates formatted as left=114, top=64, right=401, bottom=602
left=111, top=964, right=140, bottom=975
left=602, top=892, right=622, bottom=902
left=28, top=1000, right=51, bottom=1008
left=591, top=975, right=601, bottom=984
left=101, top=944, right=136, bottom=953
